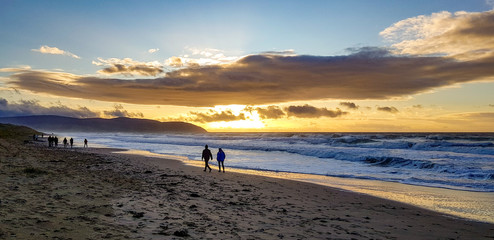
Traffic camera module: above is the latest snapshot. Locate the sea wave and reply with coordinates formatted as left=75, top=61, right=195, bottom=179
left=61, top=132, right=494, bottom=192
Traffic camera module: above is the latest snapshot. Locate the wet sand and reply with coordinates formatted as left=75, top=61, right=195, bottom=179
left=1, top=137, right=494, bottom=239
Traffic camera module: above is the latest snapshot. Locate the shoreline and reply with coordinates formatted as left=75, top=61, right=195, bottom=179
left=111, top=148, right=494, bottom=239
left=117, top=148, right=494, bottom=224
left=2, top=138, right=494, bottom=239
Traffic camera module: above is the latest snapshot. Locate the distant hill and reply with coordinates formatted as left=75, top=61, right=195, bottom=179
left=0, top=115, right=207, bottom=133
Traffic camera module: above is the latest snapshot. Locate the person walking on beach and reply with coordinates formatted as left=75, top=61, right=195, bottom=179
left=202, top=145, right=213, bottom=172
left=55, top=136, right=58, bottom=147
left=217, top=148, right=226, bottom=172
left=69, top=138, right=74, bottom=148
left=84, top=138, right=88, bottom=148
left=63, top=138, right=68, bottom=148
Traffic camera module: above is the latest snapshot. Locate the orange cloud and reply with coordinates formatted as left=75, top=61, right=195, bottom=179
left=6, top=46, right=494, bottom=107
left=381, top=10, right=494, bottom=60
left=185, top=110, right=246, bottom=123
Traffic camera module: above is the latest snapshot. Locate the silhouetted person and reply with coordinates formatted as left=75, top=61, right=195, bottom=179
left=217, top=148, right=226, bottom=172
left=70, top=138, right=73, bottom=148
left=63, top=138, right=68, bottom=148
left=202, top=145, right=213, bottom=172
left=48, top=136, right=52, bottom=147
left=54, top=136, right=58, bottom=147
left=84, top=138, right=88, bottom=148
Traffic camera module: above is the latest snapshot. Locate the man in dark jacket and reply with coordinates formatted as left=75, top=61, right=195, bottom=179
left=202, top=145, right=213, bottom=172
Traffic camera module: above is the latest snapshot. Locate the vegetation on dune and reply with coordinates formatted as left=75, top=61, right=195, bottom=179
left=0, top=123, right=40, bottom=141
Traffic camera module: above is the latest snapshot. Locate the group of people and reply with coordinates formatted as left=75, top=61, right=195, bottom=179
left=47, top=136, right=59, bottom=147
left=62, top=137, right=74, bottom=148
left=46, top=135, right=89, bottom=148
left=202, top=145, right=226, bottom=173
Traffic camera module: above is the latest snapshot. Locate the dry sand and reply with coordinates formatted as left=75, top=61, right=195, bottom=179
left=1, top=136, right=493, bottom=239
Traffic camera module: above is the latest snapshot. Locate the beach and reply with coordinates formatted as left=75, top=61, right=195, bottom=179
left=1, top=134, right=494, bottom=239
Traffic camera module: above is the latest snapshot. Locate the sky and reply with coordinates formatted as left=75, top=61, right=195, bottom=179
left=1, top=0, right=494, bottom=132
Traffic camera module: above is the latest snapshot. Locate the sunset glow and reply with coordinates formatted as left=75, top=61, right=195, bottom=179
left=1, top=1, right=494, bottom=132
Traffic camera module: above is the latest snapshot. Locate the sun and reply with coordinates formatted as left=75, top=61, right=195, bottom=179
left=207, top=105, right=265, bottom=130
left=208, top=119, right=265, bottom=130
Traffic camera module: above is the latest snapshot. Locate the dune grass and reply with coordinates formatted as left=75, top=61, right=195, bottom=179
left=0, top=123, right=40, bottom=141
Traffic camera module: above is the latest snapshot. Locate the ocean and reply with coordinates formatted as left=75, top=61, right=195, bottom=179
left=65, top=132, right=494, bottom=192
left=58, top=132, right=494, bottom=223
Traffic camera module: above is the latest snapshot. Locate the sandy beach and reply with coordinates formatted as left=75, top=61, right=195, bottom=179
left=1, top=132, right=494, bottom=239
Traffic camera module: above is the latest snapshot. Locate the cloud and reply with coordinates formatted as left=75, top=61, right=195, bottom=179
left=0, top=66, right=31, bottom=72
left=165, top=56, right=184, bottom=68
left=260, top=49, right=296, bottom=56
left=255, top=105, right=286, bottom=119
left=286, top=104, right=347, bottom=118
left=413, top=104, right=423, bottom=109
left=185, top=110, right=246, bottom=123
left=164, top=47, right=241, bottom=69
left=31, top=45, right=80, bottom=59
left=0, top=98, right=99, bottom=118
left=455, top=112, right=494, bottom=119
left=148, top=48, right=159, bottom=53
left=437, top=112, right=494, bottom=124
left=8, top=9, right=494, bottom=108
left=339, top=102, right=359, bottom=109
left=8, top=46, right=494, bottom=107
left=489, top=104, right=494, bottom=107
left=103, top=104, right=144, bottom=118
left=377, top=106, right=399, bottom=113
left=186, top=47, right=224, bottom=58
left=92, top=58, right=163, bottom=76
left=380, top=10, right=494, bottom=60
left=466, top=112, right=494, bottom=118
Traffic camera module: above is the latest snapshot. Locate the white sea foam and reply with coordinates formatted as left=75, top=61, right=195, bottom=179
left=62, top=132, right=494, bottom=192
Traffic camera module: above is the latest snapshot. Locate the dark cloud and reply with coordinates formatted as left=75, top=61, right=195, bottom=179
left=92, top=58, right=163, bottom=76
left=260, top=50, right=296, bottom=56
left=339, top=102, right=359, bottom=109
left=255, top=105, right=286, bottom=119
left=412, top=104, right=423, bottom=108
left=377, top=106, right=399, bottom=113
left=7, top=45, right=494, bottom=107
left=489, top=104, right=494, bottom=107
left=186, top=110, right=246, bottom=123
left=0, top=98, right=99, bottom=118
left=103, top=104, right=144, bottom=118
left=286, top=104, right=347, bottom=118
left=99, top=64, right=163, bottom=76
